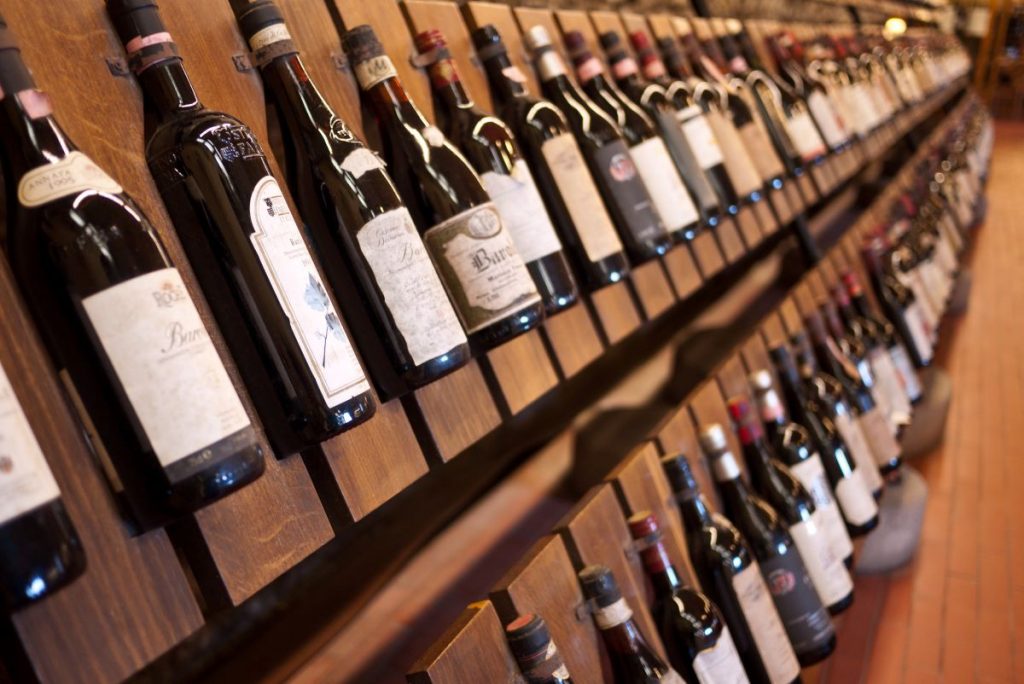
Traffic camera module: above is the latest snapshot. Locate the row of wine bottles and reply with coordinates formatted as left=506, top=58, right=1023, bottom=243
left=0, top=1, right=973, bottom=611
left=424, top=98, right=991, bottom=683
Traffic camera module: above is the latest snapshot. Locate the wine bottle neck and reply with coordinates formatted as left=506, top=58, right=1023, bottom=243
left=350, top=55, right=430, bottom=130
left=138, top=59, right=201, bottom=119
left=678, top=491, right=713, bottom=532
left=425, top=56, right=476, bottom=115
left=593, top=601, right=645, bottom=653
left=481, top=52, right=529, bottom=107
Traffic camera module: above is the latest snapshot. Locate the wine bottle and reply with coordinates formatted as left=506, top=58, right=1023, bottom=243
left=111, top=0, right=374, bottom=454
left=749, top=369, right=854, bottom=567
left=522, top=26, right=668, bottom=266
left=0, top=16, right=264, bottom=517
left=577, top=564, right=685, bottom=683
left=841, top=269, right=923, bottom=402
left=626, top=30, right=726, bottom=230
left=770, top=345, right=879, bottom=536
left=414, top=29, right=578, bottom=314
left=506, top=613, right=574, bottom=684
left=341, top=25, right=543, bottom=353
left=805, top=312, right=902, bottom=476
left=471, top=25, right=629, bottom=291
left=661, top=452, right=800, bottom=684
left=861, top=238, right=934, bottom=367
left=231, top=0, right=471, bottom=396
left=561, top=30, right=677, bottom=261
left=791, top=331, right=885, bottom=497
left=627, top=511, right=749, bottom=683
left=726, top=398, right=854, bottom=615
left=0, top=358, right=85, bottom=610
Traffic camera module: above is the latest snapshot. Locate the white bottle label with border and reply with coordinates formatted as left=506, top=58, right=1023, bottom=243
left=692, top=626, right=749, bottom=684
left=731, top=563, right=801, bottom=684
left=788, top=454, right=854, bottom=560
left=481, top=159, right=563, bottom=263
left=629, top=137, right=700, bottom=232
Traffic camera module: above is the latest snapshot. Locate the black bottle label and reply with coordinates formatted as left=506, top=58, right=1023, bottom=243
left=592, top=140, right=666, bottom=245
left=758, top=550, right=835, bottom=656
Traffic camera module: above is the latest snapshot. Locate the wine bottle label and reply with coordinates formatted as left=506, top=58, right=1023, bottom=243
left=247, top=24, right=291, bottom=51
left=357, top=208, right=467, bottom=367
left=788, top=454, right=854, bottom=561
left=758, top=547, right=836, bottom=658
left=677, top=105, right=725, bottom=169
left=888, top=343, right=923, bottom=402
left=659, top=670, right=686, bottom=684
left=628, top=137, right=700, bottom=232
left=353, top=55, right=398, bottom=91
left=789, top=515, right=854, bottom=607
left=737, top=120, right=785, bottom=182
left=834, top=468, right=879, bottom=527
left=730, top=562, right=802, bottom=684
left=806, top=91, right=848, bottom=148
left=0, top=362, right=61, bottom=524
left=704, top=110, right=762, bottom=198
left=248, top=177, right=371, bottom=406
left=858, top=406, right=901, bottom=467
left=423, top=204, right=540, bottom=334
left=81, top=268, right=255, bottom=480
left=591, top=140, right=667, bottom=245
left=540, top=133, right=623, bottom=262
left=869, top=348, right=912, bottom=424
left=654, top=110, right=719, bottom=214
left=592, top=597, right=633, bottom=629
left=785, top=110, right=828, bottom=162
left=340, top=147, right=385, bottom=180
left=692, top=626, right=748, bottom=684
left=481, top=160, right=563, bottom=263
left=18, top=151, right=123, bottom=208
left=833, top=409, right=883, bottom=492
left=904, top=302, right=934, bottom=363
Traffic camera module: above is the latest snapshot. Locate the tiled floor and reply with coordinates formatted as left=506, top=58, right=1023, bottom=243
left=820, top=119, right=1024, bottom=684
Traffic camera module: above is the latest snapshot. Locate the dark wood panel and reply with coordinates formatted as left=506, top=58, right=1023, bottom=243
left=406, top=601, right=521, bottom=684
left=590, top=283, right=642, bottom=345
left=486, top=332, right=560, bottom=415
left=761, top=311, right=790, bottom=348
left=717, top=352, right=752, bottom=403
left=663, top=245, right=704, bottom=299
left=760, top=188, right=786, bottom=234
left=556, top=484, right=668, bottom=660
left=690, top=230, right=728, bottom=279
left=720, top=208, right=752, bottom=262
left=778, top=297, right=804, bottom=335
left=542, top=305, right=605, bottom=379
left=735, top=204, right=766, bottom=250
left=491, top=536, right=605, bottom=684
left=630, top=261, right=678, bottom=320
left=411, top=362, right=502, bottom=461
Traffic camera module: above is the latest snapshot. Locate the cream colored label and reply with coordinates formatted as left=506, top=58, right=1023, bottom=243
left=834, top=469, right=879, bottom=527
left=18, top=151, right=123, bottom=208
left=423, top=204, right=540, bottom=334
left=737, top=121, right=785, bottom=182
left=786, top=111, right=828, bottom=161
left=904, top=302, right=934, bottom=363
left=0, top=362, right=61, bottom=523
left=789, top=515, right=854, bottom=607
left=82, top=268, right=252, bottom=469
left=249, top=177, right=370, bottom=406
left=692, top=627, right=749, bottom=684
left=806, top=91, right=848, bottom=148
left=705, top=109, right=762, bottom=197
left=540, top=133, right=623, bottom=262
left=870, top=349, right=912, bottom=425
left=788, top=455, right=854, bottom=561
left=248, top=24, right=292, bottom=51
left=731, top=563, right=801, bottom=684
left=678, top=105, right=725, bottom=169
left=481, top=160, right=563, bottom=263
left=340, top=148, right=384, bottom=180
left=859, top=406, right=901, bottom=467
left=356, top=208, right=467, bottom=367
left=354, top=55, right=398, bottom=90
left=629, top=137, right=700, bottom=232
left=834, top=409, right=883, bottom=492
left=592, top=597, right=633, bottom=629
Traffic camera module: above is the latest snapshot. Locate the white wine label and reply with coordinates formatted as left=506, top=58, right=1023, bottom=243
left=82, top=268, right=253, bottom=471
left=18, top=151, right=123, bottom=208
left=692, top=627, right=749, bottom=684
left=834, top=469, right=879, bottom=527
left=422, top=126, right=446, bottom=148
left=785, top=110, right=828, bottom=162
left=888, top=343, right=923, bottom=402
left=870, top=349, right=912, bottom=425
left=806, top=91, right=848, bottom=148
left=540, top=133, right=623, bottom=262
left=354, top=55, right=398, bottom=91
left=904, top=302, right=934, bottom=363
left=628, top=137, right=700, bottom=232
left=859, top=406, right=901, bottom=467
left=678, top=106, right=725, bottom=169
left=789, top=515, right=854, bottom=606
left=0, top=362, right=61, bottom=524
left=737, top=121, right=785, bottom=182
left=592, top=597, right=633, bottom=629
left=788, top=455, right=854, bottom=561
left=731, top=563, right=801, bottom=684
left=705, top=110, right=762, bottom=197
left=357, top=208, right=467, bottom=367
left=481, top=160, right=563, bottom=263
left=833, top=409, right=883, bottom=492
left=423, top=204, right=540, bottom=334
left=247, top=23, right=292, bottom=51
left=249, top=176, right=370, bottom=406
left=340, top=148, right=384, bottom=180
left=658, top=670, right=686, bottom=684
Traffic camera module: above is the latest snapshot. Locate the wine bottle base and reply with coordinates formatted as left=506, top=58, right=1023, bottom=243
left=164, top=445, right=266, bottom=514
left=797, top=634, right=837, bottom=667
left=847, top=514, right=881, bottom=538
left=827, top=591, right=855, bottom=616
left=467, top=302, right=545, bottom=353
left=0, top=502, right=86, bottom=611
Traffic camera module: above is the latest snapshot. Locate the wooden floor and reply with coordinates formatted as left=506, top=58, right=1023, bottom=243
left=820, top=119, right=1024, bottom=684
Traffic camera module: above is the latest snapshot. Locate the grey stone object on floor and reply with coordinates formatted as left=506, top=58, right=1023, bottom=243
left=901, top=367, right=952, bottom=461
left=854, top=467, right=928, bottom=575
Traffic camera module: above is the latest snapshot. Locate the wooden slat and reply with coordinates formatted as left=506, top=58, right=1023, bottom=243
left=687, top=380, right=746, bottom=478
left=718, top=211, right=751, bottom=262
left=410, top=361, right=502, bottom=461
left=406, top=601, right=519, bottom=684
left=491, top=536, right=604, bottom=684
left=663, top=245, right=704, bottom=299
left=486, top=332, right=559, bottom=415
left=556, top=484, right=668, bottom=660
left=740, top=330, right=779, bottom=386
left=691, top=229, right=729, bottom=279
left=779, top=296, right=805, bottom=335
left=717, top=352, right=752, bottom=402
left=734, top=205, right=766, bottom=250
left=542, top=305, right=605, bottom=379
left=631, top=261, right=678, bottom=320
left=591, top=283, right=643, bottom=345
left=656, top=404, right=722, bottom=512
left=761, top=311, right=791, bottom=348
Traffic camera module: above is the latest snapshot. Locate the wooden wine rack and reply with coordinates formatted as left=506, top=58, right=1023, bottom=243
left=0, top=0, right=971, bottom=681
